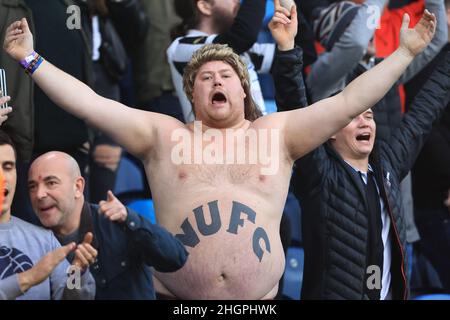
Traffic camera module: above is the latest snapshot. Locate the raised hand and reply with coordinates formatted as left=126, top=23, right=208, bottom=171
left=399, top=10, right=436, bottom=58
left=18, top=242, right=76, bottom=293
left=72, top=232, right=98, bottom=272
left=268, top=0, right=298, bottom=51
left=3, top=18, right=34, bottom=61
left=0, top=94, right=12, bottom=126
left=98, top=190, right=128, bottom=223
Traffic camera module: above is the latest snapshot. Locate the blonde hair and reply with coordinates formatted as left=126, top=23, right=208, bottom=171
left=183, top=44, right=262, bottom=121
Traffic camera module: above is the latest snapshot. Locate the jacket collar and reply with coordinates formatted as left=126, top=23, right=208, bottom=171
left=325, top=142, right=385, bottom=207
left=79, top=202, right=99, bottom=249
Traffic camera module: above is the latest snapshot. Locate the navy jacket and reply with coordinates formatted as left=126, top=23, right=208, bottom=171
left=63, top=202, right=188, bottom=300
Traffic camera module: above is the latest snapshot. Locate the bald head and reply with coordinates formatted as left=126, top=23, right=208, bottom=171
left=28, top=151, right=85, bottom=236
left=31, top=151, right=81, bottom=179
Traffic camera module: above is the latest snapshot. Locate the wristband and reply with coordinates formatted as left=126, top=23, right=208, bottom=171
left=20, top=51, right=44, bottom=75
left=20, top=51, right=38, bottom=69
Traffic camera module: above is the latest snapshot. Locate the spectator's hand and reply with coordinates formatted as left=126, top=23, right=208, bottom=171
left=0, top=94, right=12, bottom=126
left=3, top=18, right=34, bottom=61
left=268, top=0, right=298, bottom=51
left=444, top=189, right=450, bottom=213
left=98, top=190, right=128, bottom=223
left=72, top=232, right=98, bottom=272
left=17, top=242, right=76, bottom=293
left=399, top=10, right=436, bottom=58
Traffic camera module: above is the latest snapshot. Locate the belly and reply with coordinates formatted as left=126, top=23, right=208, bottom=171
left=154, top=222, right=285, bottom=299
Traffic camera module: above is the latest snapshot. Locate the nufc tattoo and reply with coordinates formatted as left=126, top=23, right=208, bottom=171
left=175, top=200, right=271, bottom=262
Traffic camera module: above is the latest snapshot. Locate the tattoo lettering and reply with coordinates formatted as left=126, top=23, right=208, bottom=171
left=194, top=200, right=221, bottom=236
left=227, top=201, right=256, bottom=234
left=176, top=200, right=271, bottom=261
left=252, top=227, right=271, bottom=262
left=175, top=218, right=200, bottom=247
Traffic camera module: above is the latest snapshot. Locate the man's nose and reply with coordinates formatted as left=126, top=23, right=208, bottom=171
left=213, top=76, right=223, bottom=87
left=356, top=115, right=369, bottom=125
left=36, top=185, right=47, bottom=199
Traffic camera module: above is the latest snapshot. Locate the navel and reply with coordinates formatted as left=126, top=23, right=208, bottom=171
left=217, top=273, right=227, bottom=282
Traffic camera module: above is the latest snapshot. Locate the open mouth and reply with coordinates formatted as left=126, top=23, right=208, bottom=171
left=3, top=189, right=8, bottom=197
left=356, top=133, right=371, bottom=141
left=212, top=92, right=227, bottom=105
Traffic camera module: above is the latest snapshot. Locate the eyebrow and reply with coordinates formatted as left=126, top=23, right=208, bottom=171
left=28, top=175, right=62, bottom=186
left=199, top=68, right=233, bottom=75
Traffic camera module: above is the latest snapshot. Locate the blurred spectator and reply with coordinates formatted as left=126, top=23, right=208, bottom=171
left=128, top=0, right=182, bottom=199
left=76, top=0, right=148, bottom=203
left=0, top=0, right=93, bottom=224
left=132, top=0, right=184, bottom=122
left=405, top=0, right=450, bottom=290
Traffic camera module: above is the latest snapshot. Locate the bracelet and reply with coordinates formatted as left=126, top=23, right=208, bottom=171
left=19, top=51, right=44, bottom=75
left=19, top=51, right=37, bottom=69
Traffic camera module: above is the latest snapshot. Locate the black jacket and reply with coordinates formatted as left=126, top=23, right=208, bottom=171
left=272, top=47, right=450, bottom=299
left=406, top=44, right=450, bottom=214
left=60, top=202, right=188, bottom=300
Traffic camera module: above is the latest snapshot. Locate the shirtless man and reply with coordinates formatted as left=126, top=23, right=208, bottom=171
left=3, top=0, right=436, bottom=299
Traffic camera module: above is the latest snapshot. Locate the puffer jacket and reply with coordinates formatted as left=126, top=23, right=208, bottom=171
left=272, top=46, right=450, bottom=299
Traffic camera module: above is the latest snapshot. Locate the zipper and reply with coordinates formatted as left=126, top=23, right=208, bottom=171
left=379, top=169, right=408, bottom=300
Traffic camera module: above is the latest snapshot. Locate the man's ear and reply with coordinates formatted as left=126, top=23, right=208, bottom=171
left=197, top=0, right=213, bottom=16
left=74, top=176, right=85, bottom=198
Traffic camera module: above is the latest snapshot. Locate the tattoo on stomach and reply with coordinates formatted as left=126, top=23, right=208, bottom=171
left=175, top=200, right=271, bottom=262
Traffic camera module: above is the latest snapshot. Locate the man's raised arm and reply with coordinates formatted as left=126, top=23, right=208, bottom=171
left=269, top=3, right=437, bottom=161
left=3, top=18, right=175, bottom=159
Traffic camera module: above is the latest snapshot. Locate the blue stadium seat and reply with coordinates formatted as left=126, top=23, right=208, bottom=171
left=283, top=190, right=302, bottom=245
left=127, top=199, right=156, bottom=224
left=114, top=155, right=144, bottom=195
left=264, top=99, right=277, bottom=114
left=282, top=246, right=304, bottom=300
left=414, top=294, right=450, bottom=300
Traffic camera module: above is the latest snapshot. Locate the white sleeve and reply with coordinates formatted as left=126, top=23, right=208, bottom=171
left=246, top=42, right=276, bottom=74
